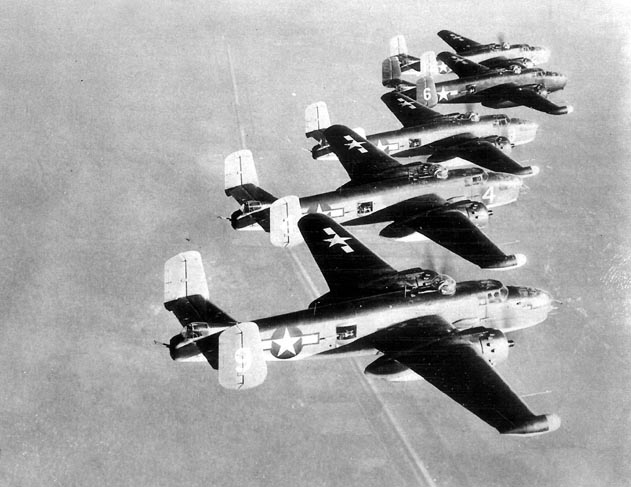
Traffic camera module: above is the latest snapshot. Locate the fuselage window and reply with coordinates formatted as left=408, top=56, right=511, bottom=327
left=357, top=201, right=373, bottom=215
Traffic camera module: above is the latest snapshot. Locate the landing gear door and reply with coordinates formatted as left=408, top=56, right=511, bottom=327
left=218, top=322, right=267, bottom=390
left=270, top=195, right=303, bottom=248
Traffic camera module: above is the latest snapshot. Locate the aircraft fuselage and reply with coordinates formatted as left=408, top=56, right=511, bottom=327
left=314, top=114, right=537, bottom=160
left=405, top=68, right=567, bottom=106
left=298, top=165, right=521, bottom=224
left=170, top=279, right=552, bottom=363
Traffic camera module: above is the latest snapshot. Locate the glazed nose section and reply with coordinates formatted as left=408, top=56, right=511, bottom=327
left=531, top=289, right=553, bottom=311
left=556, top=73, right=568, bottom=90
left=510, top=118, right=539, bottom=145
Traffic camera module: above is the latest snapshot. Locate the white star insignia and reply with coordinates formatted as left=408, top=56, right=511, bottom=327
left=273, top=328, right=300, bottom=357
left=343, top=135, right=367, bottom=153
left=323, top=227, right=354, bottom=253
left=397, top=97, right=416, bottom=109
left=437, top=61, right=449, bottom=73
left=437, top=87, right=453, bottom=101
left=376, top=139, right=389, bottom=152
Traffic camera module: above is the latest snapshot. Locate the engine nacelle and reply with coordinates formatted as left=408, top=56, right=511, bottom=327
left=447, top=200, right=490, bottom=228
left=492, top=136, right=513, bottom=154
left=453, top=328, right=512, bottom=367
left=364, top=356, right=421, bottom=381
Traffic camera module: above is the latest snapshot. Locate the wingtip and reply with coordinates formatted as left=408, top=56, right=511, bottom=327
left=545, top=414, right=562, bottom=433
left=529, top=165, right=540, bottom=177
left=514, top=253, right=527, bottom=268
left=484, top=253, right=527, bottom=270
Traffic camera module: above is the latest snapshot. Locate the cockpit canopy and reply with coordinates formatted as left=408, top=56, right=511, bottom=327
left=492, top=114, right=510, bottom=125
left=457, top=112, right=480, bottom=122
left=476, top=279, right=509, bottom=303
left=397, top=268, right=456, bottom=296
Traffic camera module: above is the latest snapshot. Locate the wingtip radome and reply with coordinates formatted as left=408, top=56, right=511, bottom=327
left=529, top=165, right=540, bottom=177
left=514, top=253, right=527, bottom=268
left=566, top=105, right=574, bottom=114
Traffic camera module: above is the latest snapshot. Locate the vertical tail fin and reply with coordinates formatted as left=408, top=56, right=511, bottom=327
left=420, top=51, right=439, bottom=76
left=416, top=75, right=438, bottom=107
left=382, top=55, right=403, bottom=88
left=164, top=252, right=234, bottom=325
left=224, top=150, right=276, bottom=231
left=389, top=34, right=408, bottom=57
left=270, top=195, right=304, bottom=248
left=225, top=150, right=259, bottom=192
left=305, top=102, right=331, bottom=142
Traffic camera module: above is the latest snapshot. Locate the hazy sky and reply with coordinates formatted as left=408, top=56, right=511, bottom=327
left=1, top=1, right=630, bottom=486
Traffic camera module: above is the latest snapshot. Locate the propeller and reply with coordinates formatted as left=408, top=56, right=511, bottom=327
left=497, top=32, right=507, bottom=46
left=153, top=340, right=169, bottom=348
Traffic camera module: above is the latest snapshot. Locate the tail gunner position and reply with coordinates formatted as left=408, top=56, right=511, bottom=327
left=163, top=214, right=559, bottom=436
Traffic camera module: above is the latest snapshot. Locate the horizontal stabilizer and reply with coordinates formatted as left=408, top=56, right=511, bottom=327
left=164, top=251, right=209, bottom=303
left=270, top=195, right=303, bottom=248
left=305, top=101, right=331, bottom=141
left=218, top=322, right=267, bottom=390
left=225, top=150, right=259, bottom=191
left=389, top=34, right=408, bottom=57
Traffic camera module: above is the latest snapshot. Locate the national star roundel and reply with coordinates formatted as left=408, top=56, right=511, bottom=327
left=270, top=326, right=303, bottom=359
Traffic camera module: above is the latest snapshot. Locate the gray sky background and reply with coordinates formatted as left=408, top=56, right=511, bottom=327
left=1, top=1, right=630, bottom=486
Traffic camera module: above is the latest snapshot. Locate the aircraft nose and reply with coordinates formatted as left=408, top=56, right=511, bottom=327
left=557, top=74, right=568, bottom=89
left=532, top=289, right=553, bottom=311
left=510, top=118, right=539, bottom=145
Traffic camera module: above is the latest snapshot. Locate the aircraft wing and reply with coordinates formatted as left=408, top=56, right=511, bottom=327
left=382, top=202, right=524, bottom=269
left=437, top=30, right=482, bottom=53
left=380, top=92, right=444, bottom=127
left=480, top=83, right=572, bottom=115
left=298, top=213, right=398, bottom=296
left=437, top=51, right=490, bottom=78
left=427, top=135, right=533, bottom=176
left=323, top=124, right=402, bottom=183
left=369, top=315, right=559, bottom=434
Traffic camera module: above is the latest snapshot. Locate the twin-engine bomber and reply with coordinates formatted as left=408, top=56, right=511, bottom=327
left=384, top=50, right=571, bottom=115
left=163, top=214, right=559, bottom=436
left=306, top=92, right=539, bottom=176
left=389, top=31, right=550, bottom=76
left=225, top=124, right=526, bottom=270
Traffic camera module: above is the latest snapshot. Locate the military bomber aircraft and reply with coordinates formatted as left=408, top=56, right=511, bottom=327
left=163, top=213, right=560, bottom=436
left=306, top=92, right=539, bottom=176
left=389, top=32, right=550, bottom=76
left=225, top=124, right=527, bottom=270
left=384, top=50, right=572, bottom=115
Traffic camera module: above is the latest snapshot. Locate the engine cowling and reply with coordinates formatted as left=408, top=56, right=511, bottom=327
left=492, top=136, right=512, bottom=154
left=447, top=200, right=490, bottom=228
left=456, top=328, right=512, bottom=367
